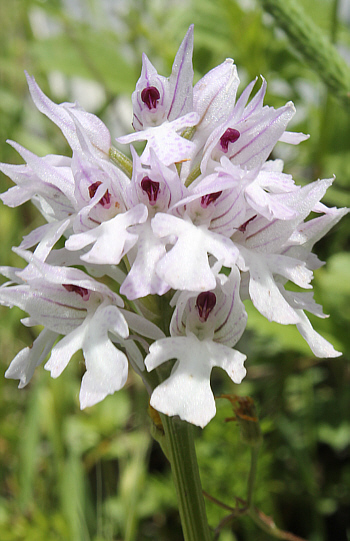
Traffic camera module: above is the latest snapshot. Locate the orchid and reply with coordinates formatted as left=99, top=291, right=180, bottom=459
left=0, top=24, right=347, bottom=436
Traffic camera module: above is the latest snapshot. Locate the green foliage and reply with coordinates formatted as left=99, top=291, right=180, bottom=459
left=0, top=0, right=349, bottom=540
left=30, top=29, right=137, bottom=95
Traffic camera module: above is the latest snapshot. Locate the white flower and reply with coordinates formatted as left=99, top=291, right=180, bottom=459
left=145, top=268, right=247, bottom=427
left=0, top=25, right=347, bottom=425
left=0, top=252, right=159, bottom=407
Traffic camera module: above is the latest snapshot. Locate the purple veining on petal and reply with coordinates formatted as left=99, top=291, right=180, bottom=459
left=215, top=282, right=237, bottom=334
left=141, top=87, right=161, bottom=110
left=210, top=209, right=245, bottom=233
left=220, top=128, right=240, bottom=152
left=174, top=306, right=186, bottom=335
left=233, top=138, right=272, bottom=167
left=196, top=291, right=216, bottom=322
left=133, top=113, right=142, bottom=130
left=229, top=107, right=291, bottom=165
left=141, top=176, right=160, bottom=205
left=209, top=190, right=242, bottom=231
left=245, top=218, right=278, bottom=241
left=201, top=191, right=222, bottom=208
left=234, top=78, right=266, bottom=126
left=168, top=56, right=186, bottom=118
left=218, top=311, right=247, bottom=343
left=167, top=26, right=193, bottom=119
left=159, top=79, right=166, bottom=107
left=136, top=94, right=143, bottom=112
left=63, top=284, right=91, bottom=301
left=40, top=313, right=85, bottom=324
left=211, top=292, right=226, bottom=320
left=244, top=217, right=295, bottom=251
left=35, top=294, right=87, bottom=312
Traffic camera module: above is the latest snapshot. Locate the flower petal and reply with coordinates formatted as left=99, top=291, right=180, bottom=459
left=145, top=334, right=246, bottom=427
left=66, top=204, right=148, bottom=264
left=5, top=329, right=58, bottom=388
left=79, top=304, right=129, bottom=408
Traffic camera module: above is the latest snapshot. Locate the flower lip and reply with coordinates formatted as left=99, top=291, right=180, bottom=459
left=63, top=284, right=91, bottom=301
left=196, top=291, right=217, bottom=322
left=220, top=128, right=240, bottom=152
left=141, top=176, right=160, bottom=205
left=141, top=86, right=161, bottom=110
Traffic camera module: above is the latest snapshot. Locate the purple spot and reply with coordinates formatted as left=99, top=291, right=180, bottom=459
left=100, top=191, right=111, bottom=208
left=141, top=176, right=160, bottom=205
left=63, top=284, right=91, bottom=301
left=89, top=181, right=111, bottom=209
left=196, top=291, right=216, bottom=322
left=141, top=86, right=160, bottom=110
left=238, top=214, right=257, bottom=232
left=220, top=128, right=240, bottom=152
left=201, top=191, right=222, bottom=208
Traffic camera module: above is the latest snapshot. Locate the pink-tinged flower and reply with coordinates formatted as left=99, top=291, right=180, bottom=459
left=179, top=59, right=241, bottom=180
left=145, top=268, right=247, bottom=427
left=127, top=147, right=185, bottom=213
left=116, top=111, right=200, bottom=166
left=200, top=77, right=308, bottom=174
left=25, top=72, right=112, bottom=158
left=65, top=203, right=148, bottom=265
left=151, top=212, right=240, bottom=291
left=0, top=254, right=129, bottom=405
left=116, top=26, right=199, bottom=166
left=232, top=179, right=348, bottom=355
left=0, top=139, right=129, bottom=258
left=65, top=148, right=186, bottom=300
left=0, top=141, right=76, bottom=216
left=193, top=59, right=240, bottom=138
left=0, top=24, right=347, bottom=426
left=131, top=25, right=194, bottom=130
left=0, top=252, right=160, bottom=407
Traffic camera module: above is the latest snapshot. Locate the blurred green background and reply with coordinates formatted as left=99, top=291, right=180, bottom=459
left=0, top=0, right=349, bottom=540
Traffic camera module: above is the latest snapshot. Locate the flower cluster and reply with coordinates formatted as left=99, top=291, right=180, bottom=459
left=0, top=26, right=347, bottom=427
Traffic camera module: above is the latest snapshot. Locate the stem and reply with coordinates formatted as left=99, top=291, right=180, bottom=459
left=258, top=0, right=350, bottom=107
left=247, top=445, right=260, bottom=508
left=109, top=146, right=133, bottom=178
left=160, top=414, right=212, bottom=541
left=247, top=507, right=308, bottom=541
left=315, top=0, right=340, bottom=178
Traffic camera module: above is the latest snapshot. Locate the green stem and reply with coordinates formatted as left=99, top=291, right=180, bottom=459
left=258, top=0, right=350, bottom=107
left=247, top=445, right=260, bottom=508
left=109, top=146, right=133, bottom=178
left=329, top=0, right=339, bottom=43
left=160, top=414, right=212, bottom=541
left=314, top=0, right=340, bottom=178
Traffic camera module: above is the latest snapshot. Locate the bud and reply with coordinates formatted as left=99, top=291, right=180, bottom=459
left=221, top=394, right=262, bottom=447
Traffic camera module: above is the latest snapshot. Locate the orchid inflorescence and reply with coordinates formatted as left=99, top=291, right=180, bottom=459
left=0, top=26, right=346, bottom=427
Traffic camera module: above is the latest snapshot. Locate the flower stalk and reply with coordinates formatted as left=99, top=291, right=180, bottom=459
left=160, top=413, right=212, bottom=541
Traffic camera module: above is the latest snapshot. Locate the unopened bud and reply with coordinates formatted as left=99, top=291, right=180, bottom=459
left=221, top=394, right=262, bottom=446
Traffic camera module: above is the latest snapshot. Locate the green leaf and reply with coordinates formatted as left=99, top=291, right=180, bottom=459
left=30, top=30, right=136, bottom=95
